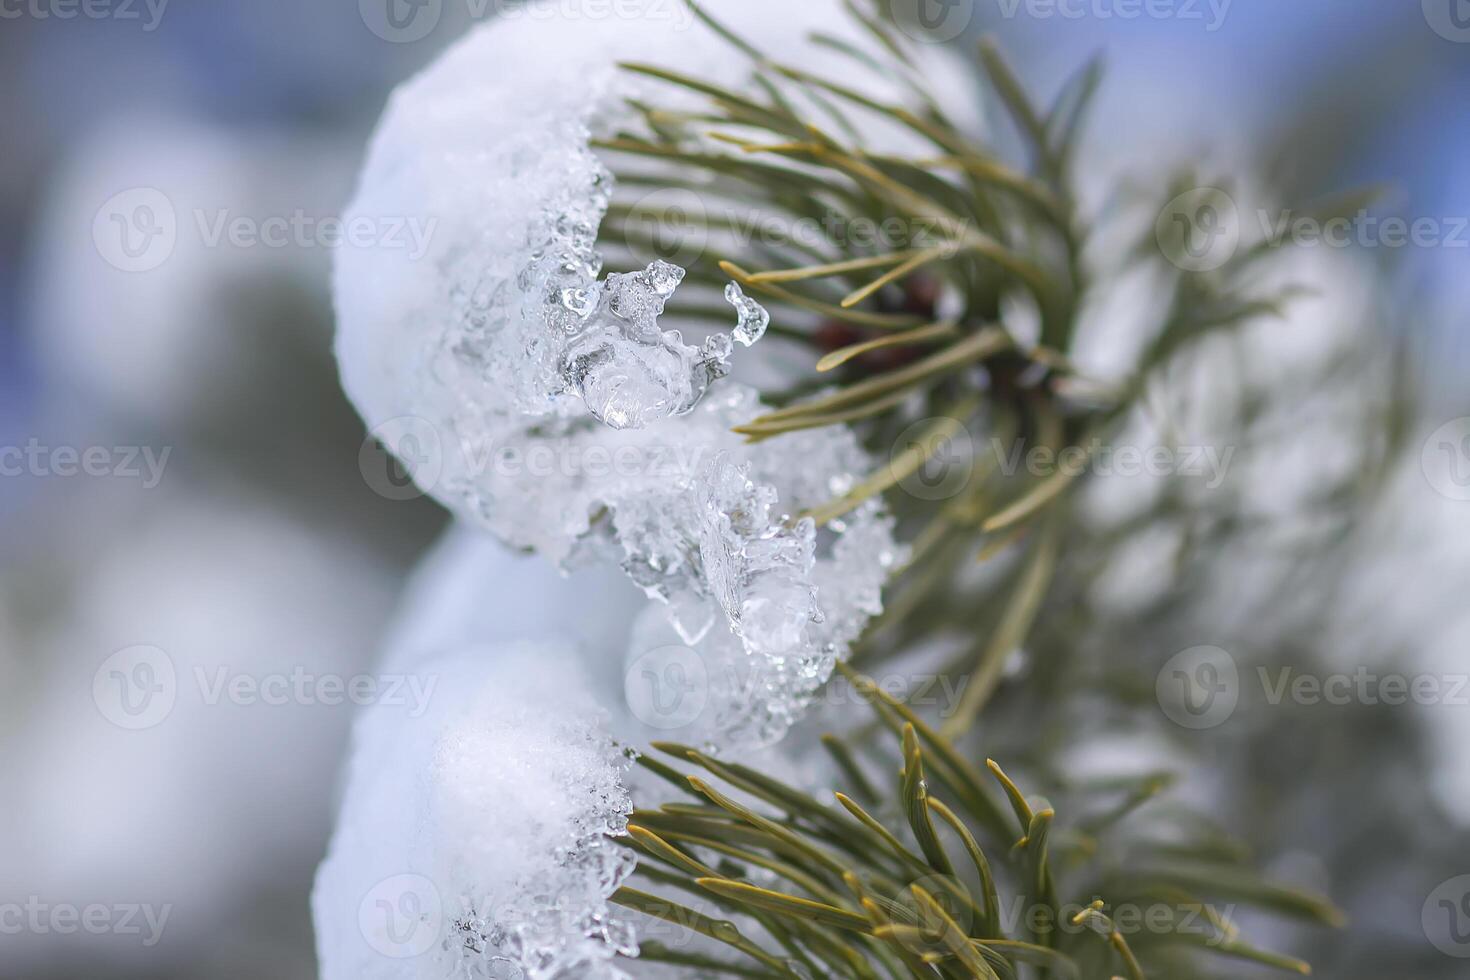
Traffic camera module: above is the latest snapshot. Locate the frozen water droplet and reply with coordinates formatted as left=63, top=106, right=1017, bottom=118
left=561, top=262, right=730, bottom=429
left=647, top=258, right=683, bottom=297
left=725, top=281, right=770, bottom=346
left=702, top=331, right=734, bottom=364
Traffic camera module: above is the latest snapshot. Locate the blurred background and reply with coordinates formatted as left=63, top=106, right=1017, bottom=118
left=0, top=1, right=1465, bottom=977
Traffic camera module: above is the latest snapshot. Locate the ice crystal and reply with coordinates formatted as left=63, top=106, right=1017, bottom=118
left=333, top=7, right=901, bottom=752
left=725, top=282, right=770, bottom=347
left=319, top=1, right=968, bottom=975
left=562, top=260, right=739, bottom=429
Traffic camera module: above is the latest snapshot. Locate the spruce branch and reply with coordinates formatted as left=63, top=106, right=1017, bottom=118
left=595, top=3, right=1409, bottom=977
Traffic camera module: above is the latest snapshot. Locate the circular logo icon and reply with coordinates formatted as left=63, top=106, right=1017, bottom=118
left=893, top=417, right=974, bottom=502
left=1155, top=187, right=1240, bottom=272
left=360, top=0, right=442, bottom=43
left=1424, top=0, right=1470, bottom=42
left=93, top=645, right=177, bottom=730
left=625, top=644, right=708, bottom=731
left=1422, top=418, right=1470, bottom=502
left=891, top=875, right=975, bottom=956
left=360, top=873, right=443, bottom=958
left=1156, top=646, right=1238, bottom=730
left=93, top=188, right=177, bottom=273
left=620, top=188, right=710, bottom=270
left=1424, top=875, right=1470, bottom=958
left=360, top=416, right=444, bottom=502
left=884, top=0, right=975, bottom=43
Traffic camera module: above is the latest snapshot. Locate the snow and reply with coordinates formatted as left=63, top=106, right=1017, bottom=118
left=316, top=2, right=996, bottom=975
left=314, top=641, right=637, bottom=980
left=331, top=0, right=919, bottom=750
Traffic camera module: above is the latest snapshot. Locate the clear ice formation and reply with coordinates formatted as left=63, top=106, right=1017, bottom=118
left=562, top=260, right=736, bottom=430
left=329, top=2, right=910, bottom=975
left=725, top=282, right=770, bottom=347
left=334, top=13, right=903, bottom=749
